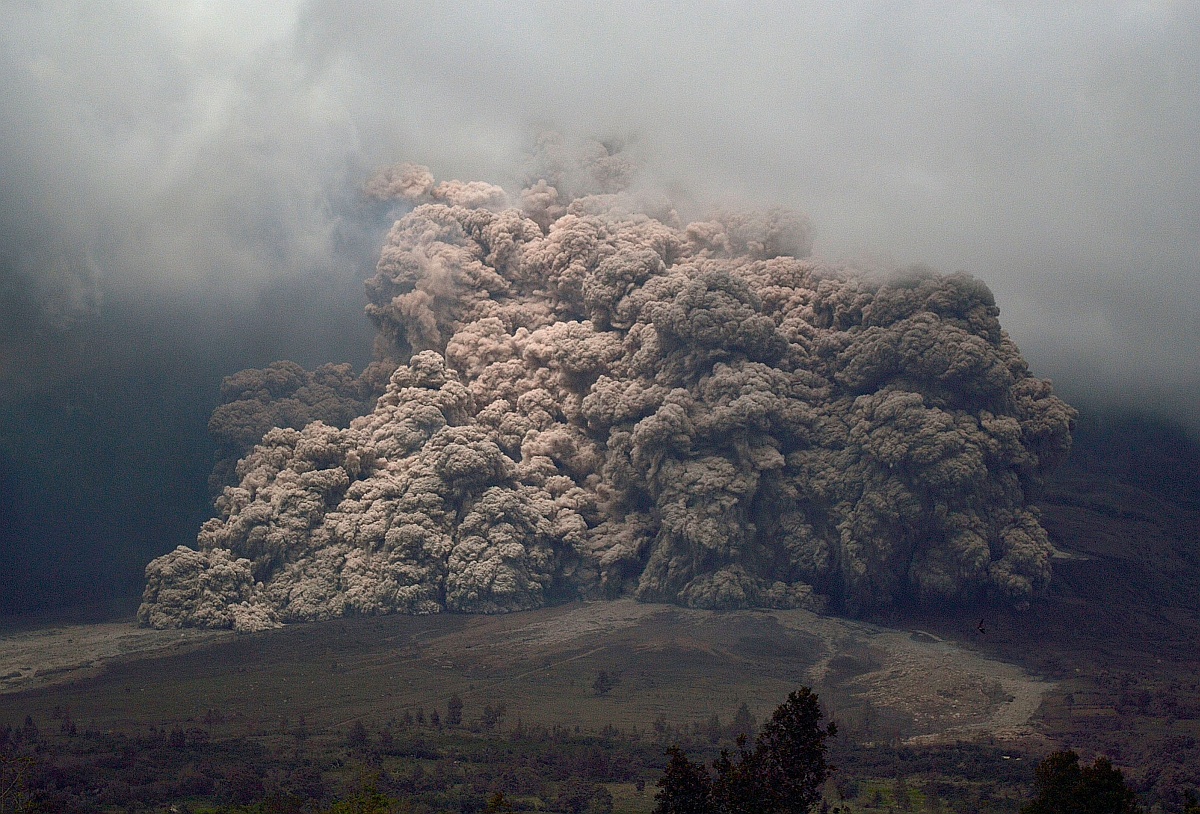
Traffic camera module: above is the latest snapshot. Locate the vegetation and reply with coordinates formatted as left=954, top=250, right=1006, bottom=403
left=6, top=684, right=1200, bottom=813
left=1021, top=750, right=1140, bottom=814
left=0, top=689, right=1044, bottom=814
left=653, top=688, right=835, bottom=814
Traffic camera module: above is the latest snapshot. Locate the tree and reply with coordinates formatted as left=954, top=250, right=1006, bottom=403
left=734, top=688, right=836, bottom=814
left=168, top=725, right=187, bottom=748
left=322, top=787, right=407, bottom=813
left=655, top=688, right=836, bottom=814
left=705, top=714, right=722, bottom=745
left=0, top=748, right=35, bottom=813
left=446, top=694, right=464, bottom=727
left=729, top=704, right=756, bottom=743
left=653, top=746, right=712, bottom=814
left=557, top=779, right=612, bottom=814
left=347, top=720, right=369, bottom=749
left=593, top=670, right=617, bottom=696
left=1021, top=750, right=1140, bottom=814
left=486, top=791, right=515, bottom=813
left=481, top=703, right=507, bottom=732
left=589, top=786, right=615, bottom=814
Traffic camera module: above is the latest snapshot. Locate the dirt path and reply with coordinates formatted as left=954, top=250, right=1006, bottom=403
left=773, top=609, right=1053, bottom=743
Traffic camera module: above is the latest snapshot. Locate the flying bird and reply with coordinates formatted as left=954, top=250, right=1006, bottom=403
left=976, top=619, right=987, bottom=635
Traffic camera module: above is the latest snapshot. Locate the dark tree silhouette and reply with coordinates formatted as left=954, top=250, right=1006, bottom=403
left=347, top=720, right=369, bottom=749
left=654, top=746, right=712, bottom=814
left=446, top=694, right=463, bottom=727
left=0, top=747, right=35, bottom=813
left=729, top=703, right=756, bottom=742
left=593, top=670, right=617, bottom=696
left=655, top=688, right=836, bottom=814
left=486, top=791, right=515, bottom=813
left=761, top=688, right=837, bottom=808
left=1021, top=750, right=1141, bottom=814
left=557, top=778, right=613, bottom=814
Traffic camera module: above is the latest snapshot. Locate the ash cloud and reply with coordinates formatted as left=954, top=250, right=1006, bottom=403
left=5, top=2, right=1197, bottom=424
left=2, top=3, right=1198, bottom=613
left=140, top=159, right=1074, bottom=629
left=1, top=2, right=387, bottom=401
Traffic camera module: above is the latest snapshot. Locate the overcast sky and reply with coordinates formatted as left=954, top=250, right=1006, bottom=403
left=3, top=0, right=1198, bottom=425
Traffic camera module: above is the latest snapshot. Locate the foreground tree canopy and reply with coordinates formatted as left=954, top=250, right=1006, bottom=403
left=1021, top=750, right=1141, bottom=814
left=140, top=138, right=1076, bottom=631
left=654, top=687, right=836, bottom=814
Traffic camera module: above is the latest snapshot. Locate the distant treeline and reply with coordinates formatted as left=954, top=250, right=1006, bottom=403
left=3, top=689, right=1171, bottom=814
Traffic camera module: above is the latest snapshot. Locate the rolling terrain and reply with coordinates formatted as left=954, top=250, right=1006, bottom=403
left=1, top=598, right=1047, bottom=746
left=2, top=415, right=1198, bottom=809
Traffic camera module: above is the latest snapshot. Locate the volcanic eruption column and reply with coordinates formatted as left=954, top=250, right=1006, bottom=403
left=140, top=148, right=1076, bottom=631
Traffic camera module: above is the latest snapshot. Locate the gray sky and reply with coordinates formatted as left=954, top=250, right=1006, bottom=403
left=3, top=0, right=1198, bottom=426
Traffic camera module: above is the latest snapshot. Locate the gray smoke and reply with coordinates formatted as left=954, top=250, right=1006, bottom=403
left=140, top=155, right=1075, bottom=630
left=4, top=4, right=1197, bottom=422
left=3, top=3, right=1196, bottom=616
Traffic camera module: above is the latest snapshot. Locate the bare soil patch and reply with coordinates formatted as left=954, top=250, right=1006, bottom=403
left=0, top=600, right=1051, bottom=748
left=0, top=622, right=231, bottom=695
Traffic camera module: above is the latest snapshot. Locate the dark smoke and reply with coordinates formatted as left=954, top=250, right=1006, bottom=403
left=140, top=151, right=1075, bottom=630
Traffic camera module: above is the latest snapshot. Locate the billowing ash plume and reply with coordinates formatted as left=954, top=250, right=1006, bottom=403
left=206, top=360, right=394, bottom=495
left=140, top=141, right=1076, bottom=631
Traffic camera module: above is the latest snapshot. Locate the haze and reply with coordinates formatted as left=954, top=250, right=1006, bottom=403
left=2, top=1, right=1197, bottom=613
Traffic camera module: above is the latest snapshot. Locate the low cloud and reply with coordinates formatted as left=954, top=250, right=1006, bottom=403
left=3, top=1, right=1197, bottom=426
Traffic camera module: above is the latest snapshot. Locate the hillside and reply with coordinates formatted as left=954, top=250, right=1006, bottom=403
left=3, top=414, right=1199, bottom=809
